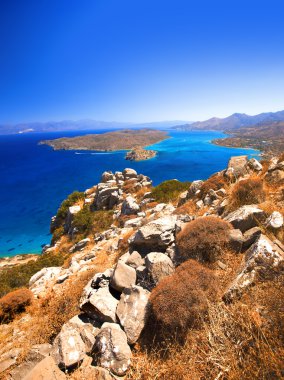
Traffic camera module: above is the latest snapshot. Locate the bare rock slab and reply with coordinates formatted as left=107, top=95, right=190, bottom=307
left=22, top=356, right=66, bottom=380
left=117, top=285, right=150, bottom=344
left=95, top=322, right=132, bottom=376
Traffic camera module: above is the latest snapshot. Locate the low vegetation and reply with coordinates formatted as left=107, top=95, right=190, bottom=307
left=52, top=191, right=85, bottom=231
left=229, top=178, right=266, bottom=210
left=149, top=260, right=219, bottom=340
left=150, top=179, right=191, bottom=204
left=176, top=216, right=232, bottom=263
left=199, top=174, right=227, bottom=197
left=0, top=288, right=33, bottom=323
left=0, top=252, right=65, bottom=298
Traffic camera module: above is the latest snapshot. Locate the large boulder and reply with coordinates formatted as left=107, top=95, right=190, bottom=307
left=80, top=286, right=118, bottom=323
left=110, top=261, right=137, bottom=292
left=101, top=171, right=115, bottom=183
left=116, top=285, right=150, bottom=344
left=224, top=235, right=284, bottom=302
left=123, top=168, right=137, bottom=180
left=228, top=229, right=244, bottom=252
left=65, top=205, right=81, bottom=233
left=224, top=205, right=266, bottom=232
left=130, top=216, right=177, bottom=254
left=29, top=267, right=62, bottom=296
left=248, top=158, right=263, bottom=172
left=145, top=252, right=174, bottom=285
left=126, top=251, right=145, bottom=269
left=94, top=183, right=120, bottom=210
left=121, top=195, right=140, bottom=215
left=225, top=156, right=249, bottom=180
left=95, top=323, right=132, bottom=376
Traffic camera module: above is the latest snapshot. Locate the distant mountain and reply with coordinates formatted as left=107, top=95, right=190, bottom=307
left=173, top=110, right=284, bottom=131
left=0, top=120, right=191, bottom=135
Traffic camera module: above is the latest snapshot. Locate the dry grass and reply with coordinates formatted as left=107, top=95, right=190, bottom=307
left=127, top=260, right=284, bottom=380
left=117, top=229, right=135, bottom=254
left=176, top=216, right=232, bottom=263
left=0, top=288, right=33, bottom=323
left=149, top=260, right=219, bottom=341
left=199, top=174, right=227, bottom=198
left=228, top=177, right=266, bottom=211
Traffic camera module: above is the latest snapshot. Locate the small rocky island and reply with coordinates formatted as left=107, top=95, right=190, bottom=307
left=40, top=129, right=169, bottom=158
left=125, top=146, right=157, bottom=161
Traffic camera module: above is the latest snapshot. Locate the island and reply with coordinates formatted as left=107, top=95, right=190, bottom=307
left=39, top=129, right=169, bottom=160
left=125, top=146, right=157, bottom=161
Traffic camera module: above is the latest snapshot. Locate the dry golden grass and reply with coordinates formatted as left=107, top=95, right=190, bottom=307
left=176, top=216, right=232, bottom=263
left=228, top=177, right=266, bottom=211
left=199, top=174, right=227, bottom=198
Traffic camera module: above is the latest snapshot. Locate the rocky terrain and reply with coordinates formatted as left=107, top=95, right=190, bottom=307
left=0, top=155, right=284, bottom=379
left=40, top=129, right=169, bottom=152
left=125, top=147, right=157, bottom=161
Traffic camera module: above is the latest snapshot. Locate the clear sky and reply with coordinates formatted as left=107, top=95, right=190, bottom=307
left=1, top=0, right=284, bottom=123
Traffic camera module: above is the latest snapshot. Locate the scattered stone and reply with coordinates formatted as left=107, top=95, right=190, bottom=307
left=224, top=235, right=284, bottom=302
left=224, top=205, right=266, bottom=232
left=74, top=365, right=113, bottom=380
left=117, top=285, right=150, bottom=344
left=95, top=323, right=132, bottom=376
left=69, top=238, right=91, bottom=252
left=217, top=260, right=227, bottom=270
left=29, top=267, right=62, bottom=296
left=196, top=200, right=204, bottom=209
left=124, top=217, right=143, bottom=228
left=266, top=211, right=283, bottom=229
left=145, top=252, right=174, bottom=285
left=188, top=180, right=203, bottom=198
left=110, top=261, right=137, bottom=292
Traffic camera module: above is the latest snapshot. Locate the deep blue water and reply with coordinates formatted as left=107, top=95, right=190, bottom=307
left=0, top=129, right=258, bottom=257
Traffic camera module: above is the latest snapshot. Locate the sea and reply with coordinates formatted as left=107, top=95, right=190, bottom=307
left=0, top=129, right=259, bottom=257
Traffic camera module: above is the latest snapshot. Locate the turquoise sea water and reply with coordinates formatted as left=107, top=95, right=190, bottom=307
left=0, top=129, right=258, bottom=257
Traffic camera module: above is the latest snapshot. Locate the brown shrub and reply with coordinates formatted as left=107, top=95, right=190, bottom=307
left=229, top=178, right=266, bottom=210
left=0, top=288, right=33, bottom=323
left=149, top=260, right=219, bottom=340
left=199, top=174, right=226, bottom=198
left=277, top=153, right=284, bottom=163
left=176, top=216, right=232, bottom=263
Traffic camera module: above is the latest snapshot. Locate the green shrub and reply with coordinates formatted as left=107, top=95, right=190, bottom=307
left=51, top=226, right=64, bottom=244
left=150, top=180, right=191, bottom=204
left=149, top=260, right=219, bottom=339
left=0, top=252, right=65, bottom=298
left=0, top=288, right=33, bottom=323
left=52, top=191, right=85, bottom=232
left=176, top=216, right=232, bottom=263
left=73, top=208, right=113, bottom=237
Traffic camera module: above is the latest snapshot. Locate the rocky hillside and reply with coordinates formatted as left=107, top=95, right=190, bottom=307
left=0, top=157, right=284, bottom=379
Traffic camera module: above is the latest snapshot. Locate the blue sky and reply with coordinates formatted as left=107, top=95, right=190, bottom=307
left=1, top=0, right=284, bottom=123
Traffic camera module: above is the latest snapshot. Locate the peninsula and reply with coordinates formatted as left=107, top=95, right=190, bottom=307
left=213, top=122, right=284, bottom=157
left=39, top=129, right=169, bottom=156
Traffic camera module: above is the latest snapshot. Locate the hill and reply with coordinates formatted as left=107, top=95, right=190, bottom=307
left=174, top=109, right=284, bottom=131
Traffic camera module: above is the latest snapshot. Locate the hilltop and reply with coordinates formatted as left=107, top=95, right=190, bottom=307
left=40, top=129, right=169, bottom=153
left=0, top=156, right=284, bottom=379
